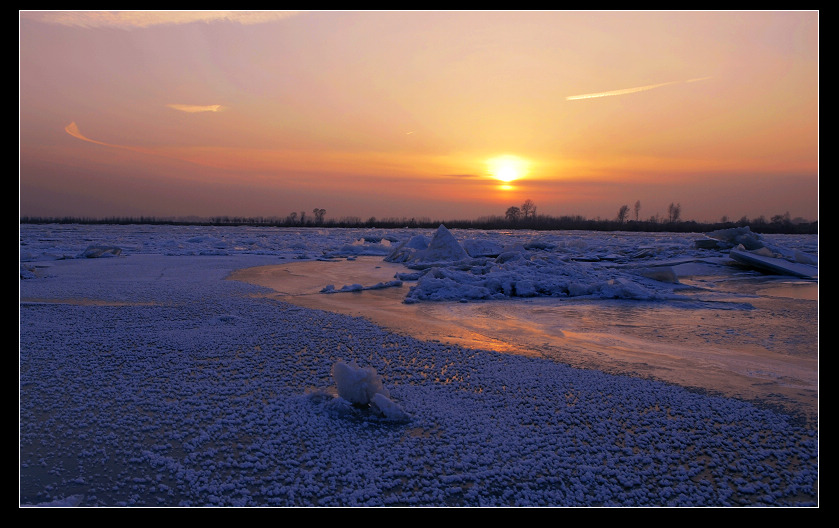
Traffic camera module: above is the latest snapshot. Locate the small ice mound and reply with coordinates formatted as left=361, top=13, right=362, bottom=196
left=384, top=234, right=429, bottom=263
left=332, top=360, right=390, bottom=405
left=330, top=360, right=410, bottom=422
left=320, top=283, right=363, bottom=293
left=406, top=224, right=468, bottom=263
left=79, top=245, right=122, bottom=258
left=320, top=281, right=402, bottom=294
left=366, top=280, right=403, bottom=290
left=705, top=226, right=765, bottom=250
left=403, top=267, right=495, bottom=303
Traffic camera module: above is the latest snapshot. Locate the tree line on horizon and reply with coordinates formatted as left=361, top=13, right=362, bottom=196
left=20, top=201, right=817, bottom=235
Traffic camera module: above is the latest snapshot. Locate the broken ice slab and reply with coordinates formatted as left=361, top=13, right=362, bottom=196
left=729, top=248, right=817, bottom=279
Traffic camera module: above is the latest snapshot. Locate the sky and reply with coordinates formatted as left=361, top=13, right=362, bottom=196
left=19, top=10, right=819, bottom=223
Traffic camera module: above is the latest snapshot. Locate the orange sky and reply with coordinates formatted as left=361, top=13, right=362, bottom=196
left=19, top=10, right=818, bottom=223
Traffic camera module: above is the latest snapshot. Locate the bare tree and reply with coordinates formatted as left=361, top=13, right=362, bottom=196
left=771, top=211, right=791, bottom=225
left=313, top=208, right=326, bottom=225
left=505, top=206, right=522, bottom=223
left=521, top=199, right=536, bottom=220
left=286, top=211, right=298, bottom=224
left=634, top=200, right=641, bottom=221
left=667, top=202, right=681, bottom=223
left=617, top=204, right=630, bottom=224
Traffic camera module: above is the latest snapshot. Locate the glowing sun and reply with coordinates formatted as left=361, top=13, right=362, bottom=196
left=486, top=155, right=529, bottom=183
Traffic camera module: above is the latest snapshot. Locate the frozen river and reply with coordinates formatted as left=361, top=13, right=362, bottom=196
left=19, top=224, right=818, bottom=506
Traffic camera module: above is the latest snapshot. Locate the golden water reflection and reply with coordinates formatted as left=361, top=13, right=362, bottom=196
left=229, top=256, right=818, bottom=424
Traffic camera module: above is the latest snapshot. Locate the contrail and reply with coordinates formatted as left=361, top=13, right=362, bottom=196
left=65, top=122, right=156, bottom=158
left=566, top=77, right=711, bottom=101
left=166, top=104, right=224, bottom=113
left=64, top=122, right=116, bottom=147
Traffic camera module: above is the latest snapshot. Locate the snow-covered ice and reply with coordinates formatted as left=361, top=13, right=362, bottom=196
left=19, top=223, right=818, bottom=507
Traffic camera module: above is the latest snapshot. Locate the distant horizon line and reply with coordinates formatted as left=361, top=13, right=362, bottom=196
left=19, top=207, right=818, bottom=225
left=19, top=212, right=818, bottom=235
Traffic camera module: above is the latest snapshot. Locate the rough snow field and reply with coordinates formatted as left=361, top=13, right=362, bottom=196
left=19, top=224, right=818, bottom=507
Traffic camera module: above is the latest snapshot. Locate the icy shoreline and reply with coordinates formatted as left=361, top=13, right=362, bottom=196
left=20, top=225, right=818, bottom=507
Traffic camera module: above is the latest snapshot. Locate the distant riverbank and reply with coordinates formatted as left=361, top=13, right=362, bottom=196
left=20, top=215, right=818, bottom=235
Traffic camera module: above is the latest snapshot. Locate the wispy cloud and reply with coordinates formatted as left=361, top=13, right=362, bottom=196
left=65, top=122, right=114, bottom=147
left=566, top=77, right=712, bottom=101
left=21, top=10, right=301, bottom=29
left=167, top=104, right=224, bottom=113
